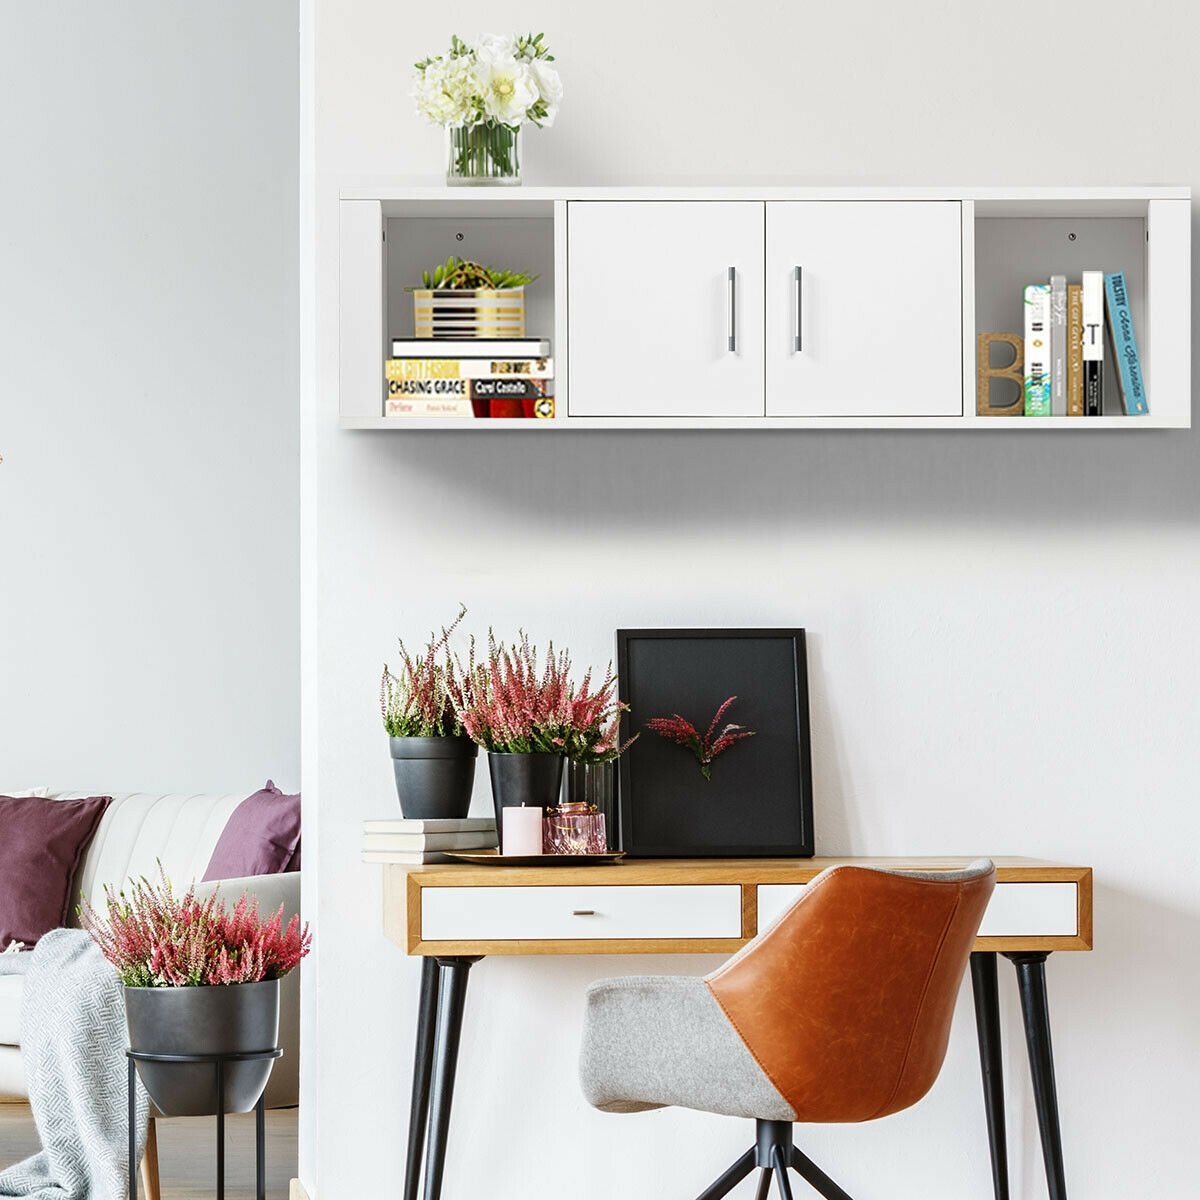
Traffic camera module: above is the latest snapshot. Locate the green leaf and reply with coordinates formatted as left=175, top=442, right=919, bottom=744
left=422, top=270, right=430, bottom=287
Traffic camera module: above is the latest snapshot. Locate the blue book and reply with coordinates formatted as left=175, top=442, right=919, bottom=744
left=1104, top=272, right=1148, bottom=415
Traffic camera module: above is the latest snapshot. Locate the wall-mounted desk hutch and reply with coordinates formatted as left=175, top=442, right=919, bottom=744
left=338, top=185, right=1191, bottom=430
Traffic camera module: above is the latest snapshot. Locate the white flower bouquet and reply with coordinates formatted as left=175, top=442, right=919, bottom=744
left=413, top=32, right=562, bottom=185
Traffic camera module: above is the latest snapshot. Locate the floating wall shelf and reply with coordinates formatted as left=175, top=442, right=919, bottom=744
left=338, top=185, right=1191, bottom=430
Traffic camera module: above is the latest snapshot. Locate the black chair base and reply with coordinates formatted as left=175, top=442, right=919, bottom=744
left=695, top=1121, right=854, bottom=1200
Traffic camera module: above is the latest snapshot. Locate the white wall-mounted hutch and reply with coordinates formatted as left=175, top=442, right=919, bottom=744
left=338, top=185, right=1191, bottom=430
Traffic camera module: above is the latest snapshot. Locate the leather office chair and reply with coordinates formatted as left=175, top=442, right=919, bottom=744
left=580, top=859, right=996, bottom=1199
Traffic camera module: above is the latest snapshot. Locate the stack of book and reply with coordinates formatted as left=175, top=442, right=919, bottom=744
left=361, top=816, right=497, bottom=864
left=1022, top=271, right=1146, bottom=417
left=385, top=338, right=554, bottom=420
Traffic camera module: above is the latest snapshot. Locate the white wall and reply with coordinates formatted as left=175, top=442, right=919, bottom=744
left=0, top=3, right=300, bottom=794
left=305, top=3, right=1200, bottom=1197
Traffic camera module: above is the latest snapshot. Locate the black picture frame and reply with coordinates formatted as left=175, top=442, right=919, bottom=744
left=616, top=628, right=814, bottom=858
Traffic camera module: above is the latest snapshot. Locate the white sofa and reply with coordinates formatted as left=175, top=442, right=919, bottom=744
left=0, top=789, right=301, bottom=1109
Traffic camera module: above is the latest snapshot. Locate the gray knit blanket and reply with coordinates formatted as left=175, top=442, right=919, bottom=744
left=0, top=930, right=148, bottom=1200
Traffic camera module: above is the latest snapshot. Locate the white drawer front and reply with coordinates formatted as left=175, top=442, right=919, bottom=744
left=756, top=882, right=1078, bottom=938
left=422, top=885, right=742, bottom=942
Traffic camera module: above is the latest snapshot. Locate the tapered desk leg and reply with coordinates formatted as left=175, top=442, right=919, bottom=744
left=970, top=952, right=1010, bottom=1200
left=1005, top=952, right=1068, bottom=1200
left=404, top=957, right=441, bottom=1200
left=423, top=957, right=481, bottom=1200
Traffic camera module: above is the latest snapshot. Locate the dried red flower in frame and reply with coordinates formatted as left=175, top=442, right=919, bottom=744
left=646, top=695, right=755, bottom=781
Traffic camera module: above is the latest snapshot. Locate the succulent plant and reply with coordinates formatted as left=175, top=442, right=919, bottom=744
left=410, top=255, right=538, bottom=291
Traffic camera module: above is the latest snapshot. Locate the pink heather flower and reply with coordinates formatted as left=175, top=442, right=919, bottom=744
left=646, top=696, right=755, bottom=781
left=79, top=862, right=311, bottom=988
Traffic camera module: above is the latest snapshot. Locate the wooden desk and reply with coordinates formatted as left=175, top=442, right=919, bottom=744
left=382, top=857, right=1092, bottom=1200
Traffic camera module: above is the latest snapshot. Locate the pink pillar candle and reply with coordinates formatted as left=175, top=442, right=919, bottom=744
left=502, top=805, right=544, bottom=856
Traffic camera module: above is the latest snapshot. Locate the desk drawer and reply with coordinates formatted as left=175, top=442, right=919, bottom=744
left=421, top=884, right=742, bottom=942
left=756, top=882, right=1078, bottom=938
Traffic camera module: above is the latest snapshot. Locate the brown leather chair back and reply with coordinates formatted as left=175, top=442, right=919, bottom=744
left=706, top=861, right=995, bottom=1123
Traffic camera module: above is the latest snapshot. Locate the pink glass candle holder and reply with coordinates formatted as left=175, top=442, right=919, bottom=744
left=543, top=801, right=607, bottom=855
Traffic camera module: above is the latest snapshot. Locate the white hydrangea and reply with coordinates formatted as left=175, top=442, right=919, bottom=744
left=412, top=57, right=478, bottom=128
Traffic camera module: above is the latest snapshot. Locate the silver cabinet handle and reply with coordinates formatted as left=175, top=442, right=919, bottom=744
left=572, top=909, right=596, bottom=917
left=793, top=265, right=803, bottom=353
left=727, top=266, right=737, bottom=353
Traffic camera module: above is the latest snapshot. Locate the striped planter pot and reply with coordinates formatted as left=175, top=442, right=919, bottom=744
left=411, top=288, right=525, bottom=339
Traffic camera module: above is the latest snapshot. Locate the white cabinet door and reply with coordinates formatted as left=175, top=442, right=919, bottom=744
left=766, top=202, right=963, bottom=417
left=567, top=201, right=765, bottom=417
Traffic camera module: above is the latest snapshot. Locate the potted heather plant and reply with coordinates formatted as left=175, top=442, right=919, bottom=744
left=382, top=607, right=479, bottom=819
left=455, top=630, right=575, bottom=845
left=80, top=868, right=310, bottom=1117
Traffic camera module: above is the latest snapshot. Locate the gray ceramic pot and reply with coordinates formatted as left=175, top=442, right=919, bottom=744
left=488, top=751, right=565, bottom=850
left=390, top=735, right=479, bottom=819
left=125, top=979, right=280, bottom=1116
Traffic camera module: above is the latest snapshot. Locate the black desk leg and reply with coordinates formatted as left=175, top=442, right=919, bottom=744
left=216, top=1059, right=226, bottom=1200
left=129, top=1057, right=138, bottom=1200
left=1005, top=952, right=1068, bottom=1200
left=256, top=1093, right=267, bottom=1200
left=970, top=952, right=1010, bottom=1200
left=404, top=957, right=441, bottom=1200
left=423, top=956, right=481, bottom=1200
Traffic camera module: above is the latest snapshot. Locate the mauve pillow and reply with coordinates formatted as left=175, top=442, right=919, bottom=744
left=0, top=795, right=111, bottom=950
left=202, top=781, right=301, bottom=882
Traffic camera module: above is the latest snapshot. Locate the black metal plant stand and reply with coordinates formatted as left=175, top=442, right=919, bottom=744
left=127, top=1047, right=283, bottom=1200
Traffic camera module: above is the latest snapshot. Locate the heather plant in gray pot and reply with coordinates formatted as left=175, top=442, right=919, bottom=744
left=381, top=605, right=479, bottom=820
left=80, top=868, right=310, bottom=1117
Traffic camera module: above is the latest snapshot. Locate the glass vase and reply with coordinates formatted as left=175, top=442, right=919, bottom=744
left=446, top=124, right=522, bottom=187
left=543, top=801, right=607, bottom=856
left=565, top=759, right=620, bottom=851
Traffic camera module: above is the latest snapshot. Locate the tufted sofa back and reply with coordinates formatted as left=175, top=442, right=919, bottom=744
left=48, top=790, right=254, bottom=913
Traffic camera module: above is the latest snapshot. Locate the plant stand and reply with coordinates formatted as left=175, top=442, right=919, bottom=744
left=128, top=1047, right=283, bottom=1200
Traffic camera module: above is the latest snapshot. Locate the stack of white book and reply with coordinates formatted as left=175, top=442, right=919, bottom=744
left=361, top=817, right=497, bottom=864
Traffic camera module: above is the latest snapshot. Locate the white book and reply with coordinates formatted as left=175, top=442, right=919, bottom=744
left=361, top=849, right=457, bottom=865
left=362, top=818, right=495, bottom=833
left=384, top=397, right=474, bottom=418
left=363, top=831, right=497, bottom=852
left=1023, top=285, right=1051, bottom=416
left=1081, top=270, right=1105, bottom=416
left=1049, top=275, right=1067, bottom=416
left=391, top=338, right=550, bottom=358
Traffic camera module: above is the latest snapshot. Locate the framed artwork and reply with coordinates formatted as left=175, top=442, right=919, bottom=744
left=616, top=628, right=814, bottom=858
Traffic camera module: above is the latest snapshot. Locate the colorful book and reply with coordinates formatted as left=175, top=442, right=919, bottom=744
left=1081, top=271, right=1105, bottom=416
left=391, top=337, right=550, bottom=358
left=1067, top=284, right=1084, bottom=416
left=387, top=377, right=553, bottom=400
left=363, top=832, right=497, bottom=852
left=386, top=357, right=553, bottom=381
left=1049, top=275, right=1067, bottom=416
left=1104, top=272, right=1148, bottom=415
left=1023, top=285, right=1051, bottom=416
left=363, top=818, right=495, bottom=833
left=469, top=378, right=550, bottom=402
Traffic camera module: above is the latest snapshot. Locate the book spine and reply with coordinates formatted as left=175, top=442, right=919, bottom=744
left=1023, top=285, right=1052, bottom=416
left=384, top=397, right=474, bottom=418
left=1067, top=283, right=1084, bottom=416
left=386, top=358, right=553, bottom=380
left=1082, top=271, right=1105, bottom=416
left=1104, top=272, right=1148, bottom=415
left=1049, top=275, right=1067, bottom=416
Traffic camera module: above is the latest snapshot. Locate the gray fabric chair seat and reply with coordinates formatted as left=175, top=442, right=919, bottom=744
left=580, top=975, right=795, bottom=1121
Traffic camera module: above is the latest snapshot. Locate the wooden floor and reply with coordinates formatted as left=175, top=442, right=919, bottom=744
left=0, top=1102, right=298, bottom=1199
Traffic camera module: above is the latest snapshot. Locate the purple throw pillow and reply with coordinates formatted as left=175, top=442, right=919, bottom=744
left=202, top=781, right=301, bottom=882
left=0, top=795, right=111, bottom=950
